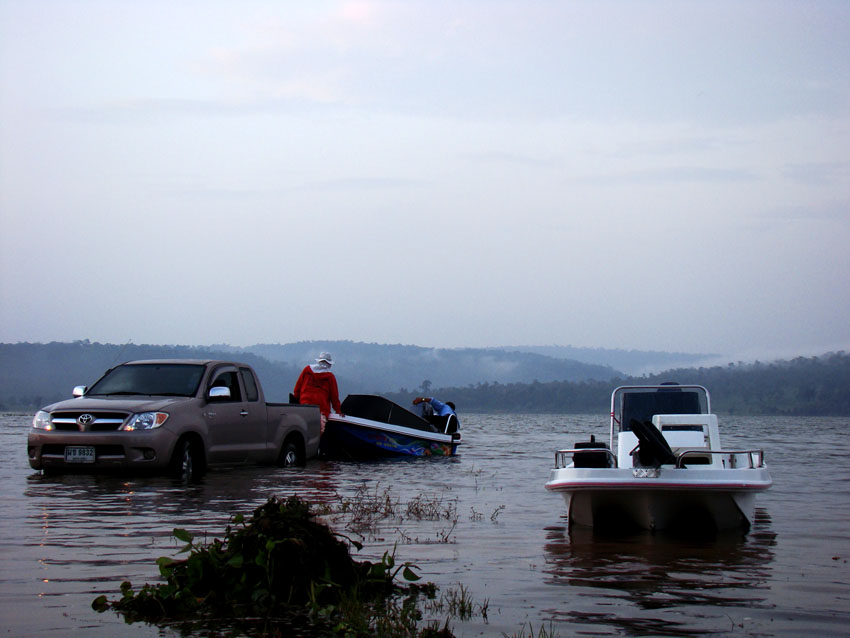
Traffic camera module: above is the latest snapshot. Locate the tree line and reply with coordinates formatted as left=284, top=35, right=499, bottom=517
left=1, top=342, right=848, bottom=416
left=386, top=352, right=850, bottom=416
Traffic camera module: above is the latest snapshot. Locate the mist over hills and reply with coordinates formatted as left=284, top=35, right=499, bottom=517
left=487, top=345, right=718, bottom=376
left=217, top=341, right=621, bottom=392
left=2, top=340, right=847, bottom=415
left=0, top=339, right=670, bottom=410
left=390, top=351, right=850, bottom=416
left=0, top=341, right=303, bottom=408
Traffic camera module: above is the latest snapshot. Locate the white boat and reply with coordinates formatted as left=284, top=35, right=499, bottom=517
left=545, top=384, right=772, bottom=531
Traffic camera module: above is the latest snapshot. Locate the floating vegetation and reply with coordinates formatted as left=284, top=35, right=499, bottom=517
left=406, top=492, right=458, bottom=522
left=324, top=483, right=461, bottom=544
left=469, top=504, right=506, bottom=523
left=424, top=583, right=489, bottom=622
left=92, top=495, right=486, bottom=637
left=333, top=482, right=401, bottom=536
left=504, top=621, right=559, bottom=638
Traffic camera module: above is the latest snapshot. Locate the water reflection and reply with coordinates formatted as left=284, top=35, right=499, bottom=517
left=24, top=462, right=339, bottom=517
left=20, top=456, right=458, bottom=562
left=542, top=510, right=777, bottom=635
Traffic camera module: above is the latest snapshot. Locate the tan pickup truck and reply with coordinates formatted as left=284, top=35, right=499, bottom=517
left=27, top=359, right=321, bottom=479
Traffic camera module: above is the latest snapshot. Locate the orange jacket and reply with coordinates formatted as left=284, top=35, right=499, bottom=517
left=293, top=365, right=342, bottom=417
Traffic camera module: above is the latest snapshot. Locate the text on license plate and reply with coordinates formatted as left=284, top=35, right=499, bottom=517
left=65, top=446, right=95, bottom=463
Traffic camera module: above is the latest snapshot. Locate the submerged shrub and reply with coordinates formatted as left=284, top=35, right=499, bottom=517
left=94, top=496, right=414, bottom=618
left=91, top=495, right=484, bottom=636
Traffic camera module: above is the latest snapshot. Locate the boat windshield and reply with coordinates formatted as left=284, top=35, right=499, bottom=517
left=341, top=395, right=438, bottom=433
left=612, top=385, right=709, bottom=433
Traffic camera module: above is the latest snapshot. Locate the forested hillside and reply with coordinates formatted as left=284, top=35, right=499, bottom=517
left=0, top=340, right=616, bottom=411
left=1, top=342, right=848, bottom=415
left=0, top=342, right=303, bottom=409
left=386, top=352, right=850, bottom=416
left=221, top=341, right=619, bottom=389
left=490, top=345, right=717, bottom=375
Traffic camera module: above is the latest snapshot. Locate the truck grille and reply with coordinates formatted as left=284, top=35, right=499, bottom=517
left=50, top=411, right=129, bottom=432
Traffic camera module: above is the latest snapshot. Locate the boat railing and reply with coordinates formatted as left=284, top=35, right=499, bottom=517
left=553, top=448, right=766, bottom=470
left=554, top=448, right=618, bottom=469
left=675, top=449, right=766, bottom=469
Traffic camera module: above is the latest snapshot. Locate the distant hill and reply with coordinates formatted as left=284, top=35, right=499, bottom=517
left=0, top=340, right=617, bottom=411
left=491, top=345, right=718, bottom=376
left=218, top=341, right=620, bottom=392
left=3, top=341, right=846, bottom=415
left=0, top=341, right=303, bottom=410
left=386, top=351, right=850, bottom=416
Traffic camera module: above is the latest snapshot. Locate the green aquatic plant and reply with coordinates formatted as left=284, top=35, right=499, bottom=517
left=424, top=583, right=489, bottom=622
left=92, top=495, right=486, bottom=637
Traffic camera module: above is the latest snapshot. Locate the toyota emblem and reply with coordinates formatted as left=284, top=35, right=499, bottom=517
left=78, top=414, right=94, bottom=425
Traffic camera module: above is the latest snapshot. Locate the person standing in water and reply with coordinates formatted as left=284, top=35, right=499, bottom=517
left=292, top=352, right=343, bottom=432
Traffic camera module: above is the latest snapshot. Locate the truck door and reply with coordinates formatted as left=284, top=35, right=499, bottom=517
left=204, top=366, right=266, bottom=463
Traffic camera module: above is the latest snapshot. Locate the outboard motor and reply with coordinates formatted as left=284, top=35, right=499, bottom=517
left=573, top=435, right=612, bottom=468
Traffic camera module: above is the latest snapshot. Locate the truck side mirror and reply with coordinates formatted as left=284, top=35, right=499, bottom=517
left=73, top=385, right=87, bottom=398
left=208, top=386, right=231, bottom=401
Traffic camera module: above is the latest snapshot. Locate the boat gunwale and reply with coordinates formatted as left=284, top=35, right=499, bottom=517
left=545, top=465, right=773, bottom=492
left=545, top=479, right=774, bottom=492
left=326, top=414, right=461, bottom=445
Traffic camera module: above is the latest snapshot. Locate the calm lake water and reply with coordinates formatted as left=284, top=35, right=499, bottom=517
left=1, top=411, right=848, bottom=637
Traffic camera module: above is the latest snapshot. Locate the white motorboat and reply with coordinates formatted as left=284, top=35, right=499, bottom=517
left=545, top=384, right=772, bottom=531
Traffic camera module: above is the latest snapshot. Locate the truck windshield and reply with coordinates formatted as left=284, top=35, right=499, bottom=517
left=87, top=364, right=206, bottom=397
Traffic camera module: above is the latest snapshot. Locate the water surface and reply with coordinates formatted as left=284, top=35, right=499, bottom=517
left=1, top=412, right=848, bottom=636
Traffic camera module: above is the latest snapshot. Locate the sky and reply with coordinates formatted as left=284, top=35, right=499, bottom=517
left=1, top=1, right=848, bottom=362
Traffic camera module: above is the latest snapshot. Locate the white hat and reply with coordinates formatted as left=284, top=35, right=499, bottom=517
left=316, top=352, right=333, bottom=365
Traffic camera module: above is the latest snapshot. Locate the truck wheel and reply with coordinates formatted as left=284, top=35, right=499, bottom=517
left=171, top=439, right=203, bottom=480
left=279, top=441, right=302, bottom=467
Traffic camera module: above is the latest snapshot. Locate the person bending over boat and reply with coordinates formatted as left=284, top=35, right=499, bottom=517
left=292, top=352, right=343, bottom=432
left=412, top=396, right=457, bottom=421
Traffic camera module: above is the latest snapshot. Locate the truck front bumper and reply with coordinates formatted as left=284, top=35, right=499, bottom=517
left=27, top=429, right=178, bottom=473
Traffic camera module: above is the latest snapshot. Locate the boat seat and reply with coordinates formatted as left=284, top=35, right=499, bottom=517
left=676, top=452, right=711, bottom=466
left=427, top=413, right=459, bottom=434
left=666, top=433, right=712, bottom=466
left=573, top=438, right=613, bottom=468
left=630, top=419, right=676, bottom=467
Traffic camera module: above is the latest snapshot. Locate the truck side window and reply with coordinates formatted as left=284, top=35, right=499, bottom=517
left=210, top=371, right=242, bottom=402
left=240, top=368, right=259, bottom=402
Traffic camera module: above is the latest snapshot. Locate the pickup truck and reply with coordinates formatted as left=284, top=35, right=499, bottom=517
left=27, top=359, right=322, bottom=479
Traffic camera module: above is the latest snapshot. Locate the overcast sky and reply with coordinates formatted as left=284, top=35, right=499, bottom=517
left=1, top=1, right=848, bottom=361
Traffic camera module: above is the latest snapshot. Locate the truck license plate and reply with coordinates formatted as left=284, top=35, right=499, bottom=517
left=65, top=446, right=95, bottom=463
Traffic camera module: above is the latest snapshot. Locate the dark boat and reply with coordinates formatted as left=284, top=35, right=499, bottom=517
left=321, top=394, right=462, bottom=459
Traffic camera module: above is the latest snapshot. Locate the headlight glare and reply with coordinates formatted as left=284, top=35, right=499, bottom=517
left=122, top=412, right=169, bottom=431
left=32, top=411, right=52, bottom=430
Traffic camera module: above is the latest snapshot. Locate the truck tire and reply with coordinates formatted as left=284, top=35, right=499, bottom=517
left=171, top=438, right=203, bottom=481
left=279, top=441, right=302, bottom=467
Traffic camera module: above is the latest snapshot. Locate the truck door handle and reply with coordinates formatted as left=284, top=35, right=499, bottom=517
left=240, top=410, right=249, bottom=417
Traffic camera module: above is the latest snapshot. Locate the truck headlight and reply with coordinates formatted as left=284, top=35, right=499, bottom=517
left=122, top=412, right=169, bottom=431
left=32, top=411, right=52, bottom=430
